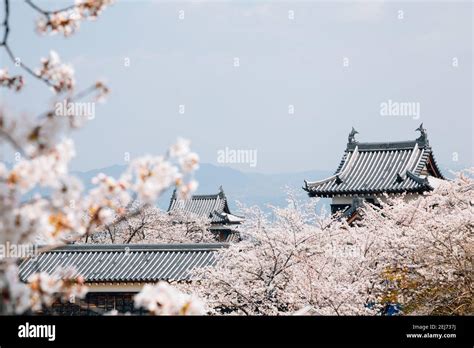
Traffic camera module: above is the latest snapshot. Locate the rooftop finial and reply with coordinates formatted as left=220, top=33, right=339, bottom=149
left=415, top=123, right=428, bottom=145
left=218, top=185, right=225, bottom=196
left=348, top=127, right=359, bottom=144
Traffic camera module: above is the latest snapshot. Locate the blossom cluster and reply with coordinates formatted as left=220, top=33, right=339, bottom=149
left=36, top=51, right=75, bottom=93
left=0, top=264, right=87, bottom=314
left=124, top=137, right=199, bottom=204
left=0, top=69, right=24, bottom=92
left=37, top=0, right=115, bottom=37
left=134, top=282, right=205, bottom=315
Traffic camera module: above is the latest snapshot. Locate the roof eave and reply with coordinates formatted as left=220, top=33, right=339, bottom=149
left=306, top=185, right=432, bottom=198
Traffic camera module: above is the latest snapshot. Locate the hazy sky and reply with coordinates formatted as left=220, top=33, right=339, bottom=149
left=1, top=0, right=472, bottom=174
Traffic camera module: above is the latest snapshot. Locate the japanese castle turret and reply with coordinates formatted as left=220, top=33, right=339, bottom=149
left=303, top=124, right=445, bottom=215
left=167, top=186, right=244, bottom=242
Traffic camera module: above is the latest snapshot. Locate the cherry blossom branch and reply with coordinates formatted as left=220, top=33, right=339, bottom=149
left=25, top=0, right=76, bottom=16
left=1, top=0, right=8, bottom=44
left=2, top=1, right=113, bottom=93
left=0, top=0, right=57, bottom=89
left=0, top=127, right=25, bottom=155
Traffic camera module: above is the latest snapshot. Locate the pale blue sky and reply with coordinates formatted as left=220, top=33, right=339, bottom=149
left=1, top=0, right=472, bottom=173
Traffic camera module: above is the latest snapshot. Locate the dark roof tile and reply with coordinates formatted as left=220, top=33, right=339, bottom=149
left=19, top=243, right=227, bottom=283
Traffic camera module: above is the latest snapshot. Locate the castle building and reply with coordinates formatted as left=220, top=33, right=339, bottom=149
left=303, top=124, right=445, bottom=217
left=167, top=186, right=244, bottom=242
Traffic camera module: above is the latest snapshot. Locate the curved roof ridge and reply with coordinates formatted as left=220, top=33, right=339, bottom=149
left=347, top=140, right=422, bottom=151
left=32, top=243, right=229, bottom=252
left=305, top=146, right=359, bottom=188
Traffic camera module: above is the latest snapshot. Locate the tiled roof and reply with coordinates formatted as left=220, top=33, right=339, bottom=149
left=19, top=243, right=227, bottom=283
left=167, top=186, right=244, bottom=224
left=304, top=125, right=445, bottom=197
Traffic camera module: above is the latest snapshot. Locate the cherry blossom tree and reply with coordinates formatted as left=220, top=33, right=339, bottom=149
left=0, top=0, right=201, bottom=315
left=190, top=194, right=338, bottom=315
left=194, top=173, right=473, bottom=316
left=87, top=205, right=214, bottom=244
left=367, top=170, right=473, bottom=315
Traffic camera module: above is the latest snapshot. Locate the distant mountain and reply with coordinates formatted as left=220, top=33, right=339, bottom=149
left=72, top=163, right=333, bottom=213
